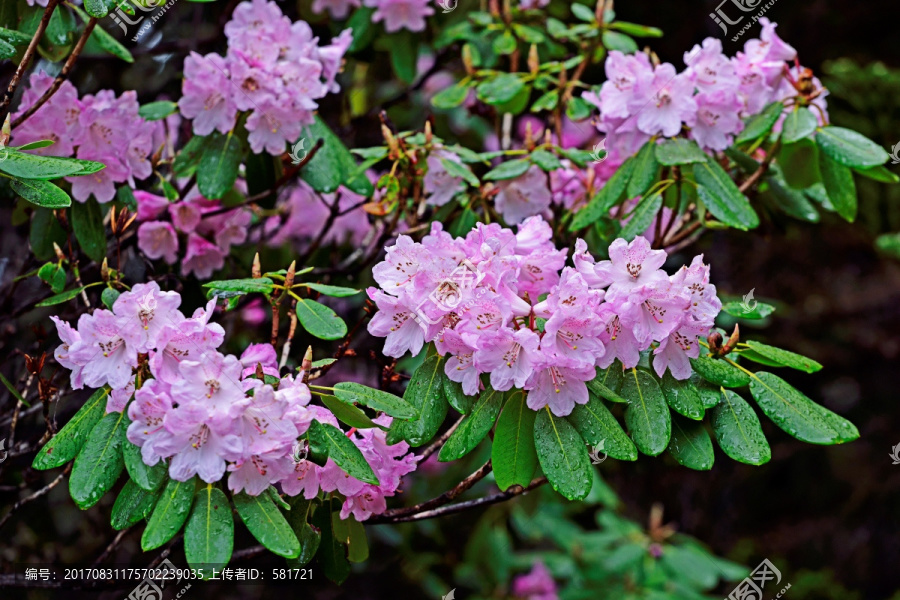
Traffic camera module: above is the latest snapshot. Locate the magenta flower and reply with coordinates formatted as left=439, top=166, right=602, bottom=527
left=113, top=281, right=183, bottom=354
left=127, top=379, right=176, bottom=467
left=525, top=359, right=595, bottom=417
left=475, top=327, right=540, bottom=392
left=424, top=149, right=466, bottom=206
left=50, top=316, right=85, bottom=390
left=160, top=404, right=243, bottom=483
left=684, top=38, right=739, bottom=94
left=68, top=310, right=137, bottom=390
left=137, top=222, right=179, bottom=264
left=178, top=52, right=238, bottom=136
left=691, top=90, right=744, bottom=151
left=170, top=352, right=249, bottom=430
left=494, top=165, right=553, bottom=225
left=628, top=63, right=697, bottom=137
left=512, top=561, right=559, bottom=600
left=438, top=329, right=480, bottom=396
left=149, top=299, right=225, bottom=385
left=590, top=236, right=669, bottom=296
left=364, top=0, right=434, bottom=33
left=239, top=343, right=279, bottom=379
left=183, top=233, right=226, bottom=279
left=366, top=288, right=427, bottom=358
left=599, top=51, right=654, bottom=120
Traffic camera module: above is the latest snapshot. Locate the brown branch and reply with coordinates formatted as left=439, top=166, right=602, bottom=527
left=371, top=477, right=548, bottom=524
left=11, top=18, right=98, bottom=129
left=92, top=527, right=131, bottom=566
left=369, top=460, right=493, bottom=523
left=0, top=463, right=71, bottom=531
left=0, top=0, right=60, bottom=120
left=738, top=139, right=782, bottom=194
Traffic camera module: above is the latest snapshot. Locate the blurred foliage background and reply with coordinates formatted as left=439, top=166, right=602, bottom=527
left=1, top=0, right=899, bottom=598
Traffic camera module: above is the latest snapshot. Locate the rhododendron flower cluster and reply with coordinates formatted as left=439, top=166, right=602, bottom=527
left=178, top=0, right=351, bottom=154
left=135, top=188, right=252, bottom=278
left=51, top=282, right=419, bottom=519
left=585, top=18, right=826, bottom=160
left=11, top=72, right=153, bottom=203
left=366, top=218, right=721, bottom=417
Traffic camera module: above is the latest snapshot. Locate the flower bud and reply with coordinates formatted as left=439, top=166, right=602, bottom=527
left=528, top=44, right=540, bottom=75
left=284, top=260, right=296, bottom=290
left=252, top=253, right=261, bottom=279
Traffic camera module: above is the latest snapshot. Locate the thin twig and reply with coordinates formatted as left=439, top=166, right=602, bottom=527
left=279, top=301, right=298, bottom=370
left=0, top=0, right=60, bottom=119
left=370, top=460, right=493, bottom=523
left=371, top=477, right=548, bottom=524
left=738, top=139, right=782, bottom=194
left=11, top=17, right=98, bottom=129
left=0, top=464, right=71, bottom=531
left=92, top=528, right=131, bottom=566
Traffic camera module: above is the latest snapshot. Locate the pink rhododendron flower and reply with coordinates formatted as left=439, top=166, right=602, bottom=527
left=512, top=561, right=559, bottom=600
left=494, top=165, right=553, bottom=225
left=364, top=0, right=434, bottom=33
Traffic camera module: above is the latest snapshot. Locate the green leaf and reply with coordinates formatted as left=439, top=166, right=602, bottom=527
left=492, top=391, right=538, bottom=491
left=110, top=479, right=162, bottom=530
left=333, top=382, right=417, bottom=419
left=567, top=394, right=638, bottom=461
left=602, top=30, right=638, bottom=53
left=295, top=298, right=347, bottom=340
left=443, top=374, right=475, bottom=414
left=571, top=3, right=596, bottom=21
left=855, top=165, right=899, bottom=184
left=438, top=156, right=479, bottom=188
left=531, top=90, right=558, bottom=113
left=779, top=139, right=821, bottom=189
left=721, top=300, right=775, bottom=320
left=586, top=377, right=627, bottom=404
left=438, top=385, right=505, bottom=461
left=101, top=287, right=120, bottom=310
left=173, top=135, right=207, bottom=178
left=735, top=101, right=784, bottom=144
left=185, top=486, right=234, bottom=575
left=388, top=355, right=449, bottom=446
left=142, top=478, right=196, bottom=551
left=305, top=283, right=360, bottom=297
left=0, top=371, right=27, bottom=407
left=84, top=0, right=111, bottom=18
left=744, top=341, right=822, bottom=373
left=86, top=19, right=133, bottom=63
left=570, top=156, right=635, bottom=230
left=483, top=158, right=531, bottom=181
left=123, top=436, right=167, bottom=492
left=138, top=101, right=179, bottom=121
left=0, top=151, right=86, bottom=179
left=307, top=420, right=379, bottom=485
left=693, top=160, right=759, bottom=230
left=300, top=115, right=373, bottom=196
left=0, top=26, right=33, bottom=46
left=234, top=490, right=300, bottom=558
left=667, top=416, right=714, bottom=471
left=766, top=166, right=820, bottom=222
left=621, top=368, right=671, bottom=456
left=36, top=284, right=100, bottom=307
left=197, top=132, right=245, bottom=200
left=710, top=389, right=771, bottom=465
left=531, top=149, right=563, bottom=171
left=492, top=29, right=517, bottom=55
left=286, top=497, right=321, bottom=567
left=609, top=21, right=663, bottom=37
left=345, top=515, right=368, bottom=563
left=690, top=357, right=750, bottom=388
left=477, top=73, right=524, bottom=105
left=692, top=378, right=722, bottom=410
left=654, top=138, right=708, bottom=166
left=619, top=190, right=662, bottom=241
left=15, top=140, right=56, bottom=151
left=389, top=32, right=418, bottom=83
left=311, top=500, right=350, bottom=583
left=69, top=411, right=127, bottom=508
left=626, top=140, right=659, bottom=199
left=818, top=151, right=857, bottom=222
left=660, top=544, right=721, bottom=589
left=320, top=395, right=380, bottom=430
left=876, top=232, right=900, bottom=259
left=748, top=372, right=858, bottom=444
left=782, top=108, right=818, bottom=144
left=11, top=178, right=71, bottom=208
left=70, top=198, right=106, bottom=262
left=432, top=81, right=471, bottom=110
left=203, top=277, right=274, bottom=294
left=33, top=388, right=109, bottom=470
left=815, top=126, right=890, bottom=168
left=660, top=372, right=704, bottom=420
left=534, top=408, right=593, bottom=500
